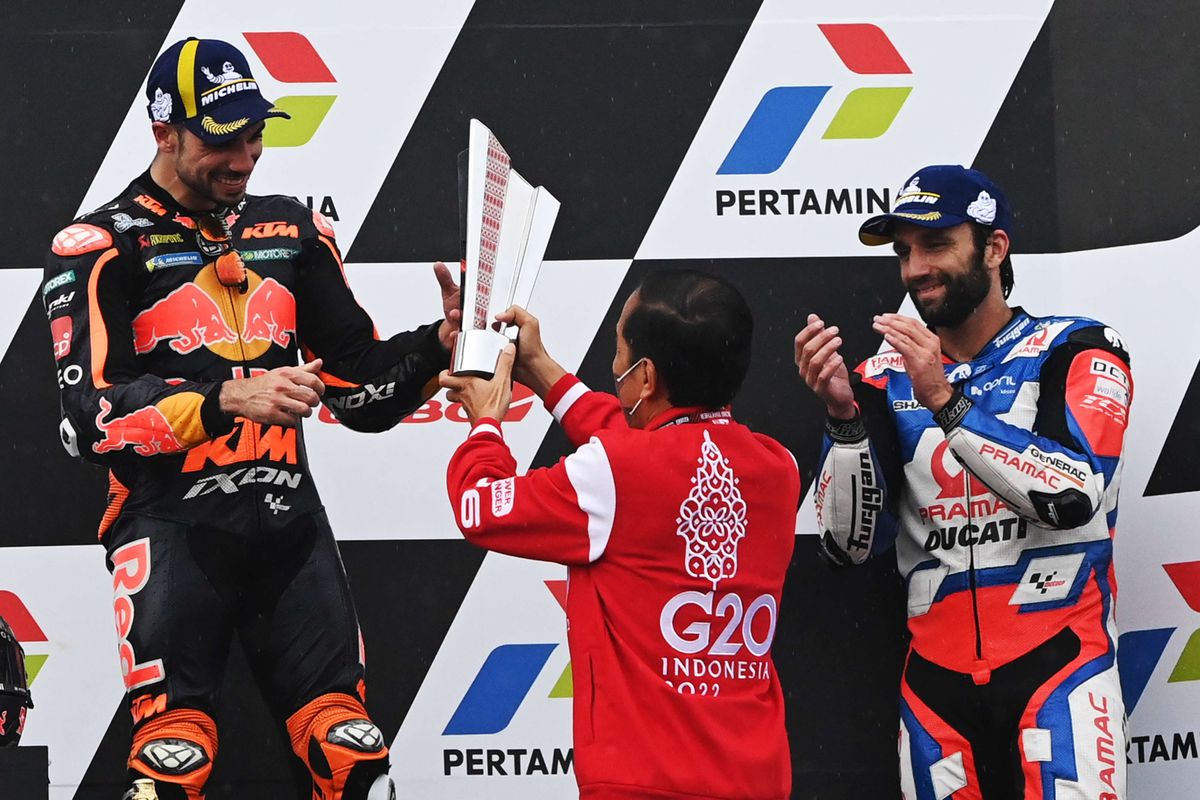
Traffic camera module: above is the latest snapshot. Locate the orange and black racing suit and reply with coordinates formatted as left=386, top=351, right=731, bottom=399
left=43, top=172, right=446, bottom=798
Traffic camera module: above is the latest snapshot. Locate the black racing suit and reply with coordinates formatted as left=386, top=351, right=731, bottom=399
left=43, top=172, right=447, bottom=797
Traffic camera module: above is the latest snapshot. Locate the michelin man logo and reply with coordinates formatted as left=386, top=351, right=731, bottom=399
left=1104, top=327, right=1126, bottom=351
left=150, top=88, right=172, bottom=122
left=676, top=431, right=747, bottom=588
left=202, top=62, right=243, bottom=85
left=947, top=363, right=973, bottom=382
left=967, top=191, right=997, bottom=224
left=898, top=177, right=921, bottom=198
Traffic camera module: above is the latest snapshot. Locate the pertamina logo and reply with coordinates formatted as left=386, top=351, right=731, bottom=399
left=718, top=22, right=912, bottom=224
left=242, top=32, right=336, bottom=148
left=1118, top=562, right=1200, bottom=764
left=0, top=592, right=50, bottom=689
left=442, top=580, right=574, bottom=778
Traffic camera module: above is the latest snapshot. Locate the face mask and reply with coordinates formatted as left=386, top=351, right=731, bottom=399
left=613, top=357, right=647, bottom=417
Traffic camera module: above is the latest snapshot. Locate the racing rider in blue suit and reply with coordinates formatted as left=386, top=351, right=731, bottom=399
left=795, top=166, right=1131, bottom=800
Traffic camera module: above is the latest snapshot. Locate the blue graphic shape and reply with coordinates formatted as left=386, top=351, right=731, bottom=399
left=717, top=86, right=831, bottom=175
left=443, top=643, right=557, bottom=735
left=1118, top=627, right=1174, bottom=714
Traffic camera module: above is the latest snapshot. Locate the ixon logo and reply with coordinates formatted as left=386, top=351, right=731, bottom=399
left=0, top=592, right=48, bottom=686
left=718, top=23, right=912, bottom=175
left=1118, top=562, right=1200, bottom=714
left=242, top=32, right=336, bottom=148
left=443, top=581, right=570, bottom=736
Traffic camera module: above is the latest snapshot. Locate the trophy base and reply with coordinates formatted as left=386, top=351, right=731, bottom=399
left=451, top=328, right=513, bottom=378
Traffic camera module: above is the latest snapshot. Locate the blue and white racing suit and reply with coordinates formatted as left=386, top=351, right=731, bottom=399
left=814, top=309, right=1132, bottom=800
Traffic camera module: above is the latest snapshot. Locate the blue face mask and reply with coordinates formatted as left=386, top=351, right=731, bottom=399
left=613, top=357, right=647, bottom=417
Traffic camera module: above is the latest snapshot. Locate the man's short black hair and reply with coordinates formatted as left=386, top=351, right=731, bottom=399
left=622, top=269, right=753, bottom=408
left=970, top=222, right=1014, bottom=299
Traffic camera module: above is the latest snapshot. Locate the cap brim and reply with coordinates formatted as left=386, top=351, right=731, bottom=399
left=184, top=95, right=291, bottom=144
left=858, top=210, right=972, bottom=246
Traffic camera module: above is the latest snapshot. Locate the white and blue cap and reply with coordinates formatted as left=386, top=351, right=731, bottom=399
left=145, top=37, right=290, bottom=144
left=858, top=164, right=1013, bottom=246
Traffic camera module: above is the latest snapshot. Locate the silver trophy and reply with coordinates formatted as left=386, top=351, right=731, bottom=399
left=451, top=119, right=560, bottom=377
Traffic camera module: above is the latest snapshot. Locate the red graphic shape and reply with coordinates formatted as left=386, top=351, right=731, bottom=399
left=0, top=592, right=47, bottom=642
left=132, top=284, right=238, bottom=355
left=50, top=316, right=72, bottom=360
left=52, top=224, right=112, bottom=256
left=544, top=580, right=568, bottom=613
left=1164, top=562, right=1200, bottom=613
left=244, top=32, right=335, bottom=83
left=818, top=23, right=911, bottom=75
left=242, top=277, right=297, bottom=348
left=93, top=398, right=185, bottom=457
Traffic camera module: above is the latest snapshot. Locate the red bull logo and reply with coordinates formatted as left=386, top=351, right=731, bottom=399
left=132, top=265, right=296, bottom=360
left=133, top=283, right=238, bottom=355
left=93, top=397, right=186, bottom=456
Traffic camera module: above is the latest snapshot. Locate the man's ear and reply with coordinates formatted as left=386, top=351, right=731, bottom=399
left=987, top=228, right=1011, bottom=269
left=151, top=121, right=177, bottom=154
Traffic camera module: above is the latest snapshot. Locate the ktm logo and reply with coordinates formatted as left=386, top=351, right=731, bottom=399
left=242, top=32, right=336, bottom=148
left=182, top=419, right=297, bottom=473
left=134, top=194, right=168, bottom=217
left=131, top=692, right=167, bottom=724
left=242, top=221, right=300, bottom=239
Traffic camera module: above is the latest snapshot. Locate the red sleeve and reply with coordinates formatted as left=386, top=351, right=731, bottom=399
left=1063, top=348, right=1132, bottom=459
left=447, top=417, right=617, bottom=565
left=543, top=374, right=627, bottom=447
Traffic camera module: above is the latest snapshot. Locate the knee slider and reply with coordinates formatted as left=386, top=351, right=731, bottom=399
left=129, top=709, right=217, bottom=799
left=287, top=693, right=388, bottom=800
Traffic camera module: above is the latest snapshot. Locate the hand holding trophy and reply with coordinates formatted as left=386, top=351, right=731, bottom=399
left=451, top=119, right=560, bottom=377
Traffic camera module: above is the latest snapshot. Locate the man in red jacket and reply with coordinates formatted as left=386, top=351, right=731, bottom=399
left=441, top=270, right=798, bottom=800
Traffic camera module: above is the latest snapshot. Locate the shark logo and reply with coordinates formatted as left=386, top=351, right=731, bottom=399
left=676, top=431, right=747, bottom=588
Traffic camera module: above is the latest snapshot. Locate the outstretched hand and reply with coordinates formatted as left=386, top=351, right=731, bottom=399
left=872, top=313, right=953, bottom=412
left=794, top=314, right=855, bottom=419
left=439, top=343, right=516, bottom=426
left=434, top=261, right=462, bottom=351
left=494, top=305, right=566, bottom=398
left=220, top=359, right=325, bottom=427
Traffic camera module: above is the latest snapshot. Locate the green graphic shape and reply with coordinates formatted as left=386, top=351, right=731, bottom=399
left=25, top=654, right=48, bottom=685
left=1169, top=628, right=1200, bottom=682
left=548, top=662, right=573, bottom=698
left=822, top=87, right=912, bottom=140
left=263, top=96, right=337, bottom=148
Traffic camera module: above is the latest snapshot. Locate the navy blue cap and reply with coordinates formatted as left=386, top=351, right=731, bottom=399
left=145, top=37, right=289, bottom=144
left=859, top=165, right=1013, bottom=246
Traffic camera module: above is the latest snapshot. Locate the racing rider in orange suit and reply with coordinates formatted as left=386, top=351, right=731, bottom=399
left=42, top=37, right=459, bottom=800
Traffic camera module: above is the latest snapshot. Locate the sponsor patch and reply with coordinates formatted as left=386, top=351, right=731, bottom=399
left=145, top=252, right=205, bottom=272
left=1001, top=321, right=1071, bottom=363
left=43, top=270, right=76, bottom=295
left=241, top=247, right=301, bottom=262
left=491, top=477, right=516, bottom=518
left=1009, top=552, right=1086, bottom=605
left=51, top=225, right=112, bottom=257
left=50, top=316, right=72, bottom=360
left=861, top=351, right=905, bottom=378
left=149, top=233, right=185, bottom=246
left=1092, top=377, right=1130, bottom=407
left=313, top=210, right=337, bottom=238
left=1067, top=349, right=1132, bottom=456
left=112, top=213, right=153, bottom=233
left=134, top=194, right=168, bottom=216
left=242, top=221, right=300, bottom=239
left=46, top=291, right=75, bottom=316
